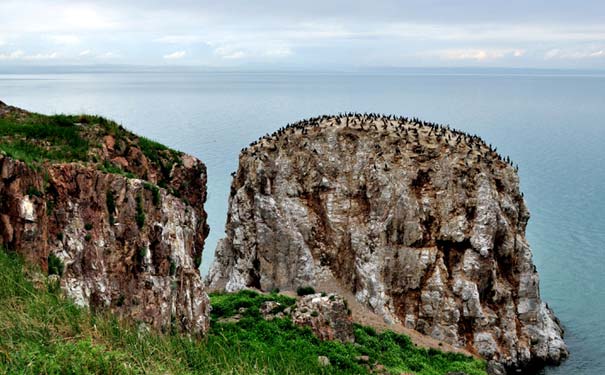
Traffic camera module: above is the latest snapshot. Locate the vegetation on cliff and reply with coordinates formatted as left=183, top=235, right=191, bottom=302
left=0, top=106, right=182, bottom=183
left=0, top=247, right=486, bottom=375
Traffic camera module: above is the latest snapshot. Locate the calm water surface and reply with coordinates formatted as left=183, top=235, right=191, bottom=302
left=1, top=70, right=603, bottom=374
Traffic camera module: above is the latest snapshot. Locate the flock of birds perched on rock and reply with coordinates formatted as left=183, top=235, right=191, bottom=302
left=239, top=113, right=518, bottom=172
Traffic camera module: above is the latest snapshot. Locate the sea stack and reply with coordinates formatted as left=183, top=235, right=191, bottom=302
left=0, top=101, right=210, bottom=335
left=207, top=114, right=568, bottom=372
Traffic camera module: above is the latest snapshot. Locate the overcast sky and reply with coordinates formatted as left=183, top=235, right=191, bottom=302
left=1, top=0, right=604, bottom=69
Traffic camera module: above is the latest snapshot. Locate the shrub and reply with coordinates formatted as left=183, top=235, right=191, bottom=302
left=106, top=191, right=116, bottom=215
left=106, top=191, right=116, bottom=225
left=46, top=200, right=55, bottom=216
left=84, top=234, right=92, bottom=242
left=47, top=253, right=64, bottom=276
left=144, top=182, right=161, bottom=206
left=100, top=160, right=123, bottom=175
left=209, top=289, right=296, bottom=320
left=296, top=286, right=316, bottom=296
left=84, top=223, right=93, bottom=231
left=27, top=185, right=43, bottom=197
left=138, top=247, right=147, bottom=259
left=135, top=194, right=145, bottom=228
left=169, top=259, right=177, bottom=276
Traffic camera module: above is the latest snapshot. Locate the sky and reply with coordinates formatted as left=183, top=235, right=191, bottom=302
left=0, top=0, right=604, bottom=70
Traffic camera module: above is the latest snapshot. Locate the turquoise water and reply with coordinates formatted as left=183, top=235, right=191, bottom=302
left=1, top=70, right=603, bottom=374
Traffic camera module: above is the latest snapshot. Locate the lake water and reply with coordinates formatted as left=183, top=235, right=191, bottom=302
left=1, top=69, right=603, bottom=374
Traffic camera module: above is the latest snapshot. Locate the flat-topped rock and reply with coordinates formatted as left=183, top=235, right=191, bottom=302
left=208, top=114, right=568, bottom=373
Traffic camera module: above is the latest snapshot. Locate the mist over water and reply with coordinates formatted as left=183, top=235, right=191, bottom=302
left=1, top=70, right=603, bottom=374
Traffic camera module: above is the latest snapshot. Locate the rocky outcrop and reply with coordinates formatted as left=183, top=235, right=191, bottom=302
left=291, top=293, right=354, bottom=343
left=208, top=114, right=568, bottom=372
left=0, top=102, right=210, bottom=334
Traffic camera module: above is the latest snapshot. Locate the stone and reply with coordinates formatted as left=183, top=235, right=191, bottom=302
left=260, top=300, right=281, bottom=317
left=317, top=356, right=330, bottom=366
left=207, top=114, right=568, bottom=371
left=291, top=293, right=354, bottom=343
left=486, top=361, right=507, bottom=375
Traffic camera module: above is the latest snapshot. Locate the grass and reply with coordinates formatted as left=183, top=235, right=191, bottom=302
left=0, top=110, right=182, bottom=183
left=0, top=114, right=89, bottom=164
left=139, top=136, right=181, bottom=179
left=0, top=248, right=487, bottom=375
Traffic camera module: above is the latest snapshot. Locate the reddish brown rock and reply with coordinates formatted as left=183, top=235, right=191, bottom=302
left=0, top=102, right=210, bottom=335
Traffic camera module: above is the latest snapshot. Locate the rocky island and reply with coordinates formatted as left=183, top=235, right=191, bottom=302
left=208, top=114, right=568, bottom=373
left=0, top=100, right=210, bottom=334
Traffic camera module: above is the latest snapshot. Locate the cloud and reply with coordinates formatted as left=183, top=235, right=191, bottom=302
left=163, top=50, right=187, bottom=60
left=263, top=47, right=293, bottom=57
left=0, top=1, right=604, bottom=68
left=545, top=47, right=605, bottom=59
left=214, top=47, right=246, bottom=59
left=155, top=35, right=206, bottom=44
left=23, top=52, right=58, bottom=60
left=0, top=50, right=58, bottom=60
left=223, top=51, right=245, bottom=59
left=513, top=49, right=525, bottom=57
left=0, top=50, right=24, bottom=60
left=380, top=23, right=605, bottom=43
left=0, top=1, right=121, bottom=33
left=49, top=34, right=80, bottom=45
left=433, top=48, right=526, bottom=61
left=97, top=51, right=119, bottom=59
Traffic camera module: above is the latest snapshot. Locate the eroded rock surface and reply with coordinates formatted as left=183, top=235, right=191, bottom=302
left=0, top=102, right=210, bottom=334
left=208, top=114, right=567, bottom=372
left=292, top=293, right=354, bottom=343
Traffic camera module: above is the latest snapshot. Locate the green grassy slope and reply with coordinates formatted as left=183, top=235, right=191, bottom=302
left=0, top=248, right=486, bottom=375
left=0, top=110, right=181, bottom=179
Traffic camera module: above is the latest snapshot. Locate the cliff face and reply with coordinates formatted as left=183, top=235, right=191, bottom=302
left=208, top=114, right=568, bottom=371
left=0, top=101, right=210, bottom=334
